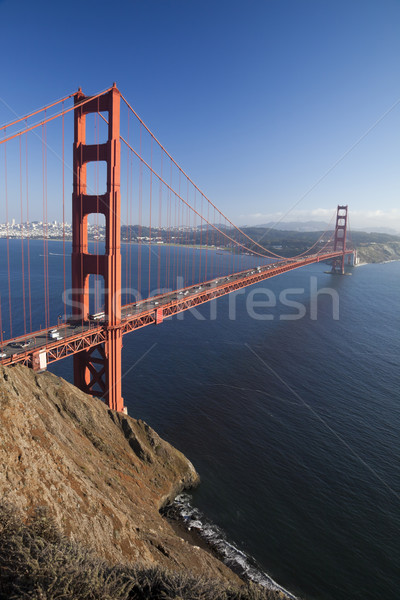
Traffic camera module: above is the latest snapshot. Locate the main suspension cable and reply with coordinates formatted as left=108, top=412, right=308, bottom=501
left=0, top=87, right=113, bottom=145
left=0, top=92, right=77, bottom=132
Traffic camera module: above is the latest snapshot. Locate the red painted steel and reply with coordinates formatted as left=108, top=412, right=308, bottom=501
left=71, top=84, right=124, bottom=412
left=1, top=326, right=106, bottom=368
left=331, top=205, right=348, bottom=274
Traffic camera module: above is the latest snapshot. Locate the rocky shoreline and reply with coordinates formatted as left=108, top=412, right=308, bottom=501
left=162, top=493, right=298, bottom=599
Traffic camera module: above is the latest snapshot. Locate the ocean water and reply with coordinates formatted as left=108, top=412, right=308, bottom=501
left=1, top=239, right=399, bottom=600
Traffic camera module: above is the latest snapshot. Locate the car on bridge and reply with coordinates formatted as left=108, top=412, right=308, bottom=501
left=88, top=312, right=106, bottom=322
left=48, top=329, right=61, bottom=340
left=9, top=339, right=34, bottom=349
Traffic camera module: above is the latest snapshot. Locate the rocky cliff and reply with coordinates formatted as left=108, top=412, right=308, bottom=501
left=0, top=364, right=240, bottom=585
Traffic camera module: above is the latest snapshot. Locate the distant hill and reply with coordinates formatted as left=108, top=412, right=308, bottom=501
left=250, top=221, right=330, bottom=232
left=352, top=226, right=400, bottom=235
left=236, top=225, right=400, bottom=259
left=248, top=221, right=400, bottom=235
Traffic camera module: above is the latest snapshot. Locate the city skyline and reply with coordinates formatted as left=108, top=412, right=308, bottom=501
left=1, top=216, right=398, bottom=236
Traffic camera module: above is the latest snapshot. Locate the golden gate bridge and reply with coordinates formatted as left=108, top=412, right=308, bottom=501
left=0, top=84, right=354, bottom=413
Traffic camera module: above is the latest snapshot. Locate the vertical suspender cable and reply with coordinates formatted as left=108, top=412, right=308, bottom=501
left=62, top=109, right=66, bottom=321
left=230, top=217, right=234, bottom=275
left=19, top=136, right=26, bottom=335
left=4, top=135, right=12, bottom=338
left=179, top=195, right=183, bottom=285
left=205, top=199, right=209, bottom=281
left=178, top=174, right=182, bottom=285
left=138, top=124, right=143, bottom=299
left=185, top=180, right=189, bottom=286
left=211, top=206, right=215, bottom=279
left=158, top=151, right=162, bottom=292
left=129, top=149, right=133, bottom=299
left=26, top=123, right=32, bottom=332
left=165, top=163, right=169, bottom=290
left=165, top=181, right=169, bottom=290
left=192, top=188, right=196, bottom=285
left=43, top=117, right=48, bottom=329
left=126, top=110, right=129, bottom=305
left=148, top=138, right=153, bottom=299
left=173, top=194, right=177, bottom=288
left=240, top=230, right=243, bottom=272
left=199, top=194, right=203, bottom=283
left=227, top=217, right=232, bottom=276
left=42, top=124, right=48, bottom=331
left=127, top=152, right=133, bottom=302
left=45, top=119, right=50, bottom=328
left=129, top=116, right=133, bottom=302
left=167, top=159, right=172, bottom=290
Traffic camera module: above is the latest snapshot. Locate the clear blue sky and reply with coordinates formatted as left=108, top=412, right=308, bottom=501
left=1, top=0, right=400, bottom=231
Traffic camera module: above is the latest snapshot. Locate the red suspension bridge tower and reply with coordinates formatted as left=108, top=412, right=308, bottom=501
left=330, top=205, right=349, bottom=274
left=72, top=84, right=125, bottom=413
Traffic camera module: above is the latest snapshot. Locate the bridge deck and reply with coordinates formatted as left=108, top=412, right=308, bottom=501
left=0, top=250, right=352, bottom=369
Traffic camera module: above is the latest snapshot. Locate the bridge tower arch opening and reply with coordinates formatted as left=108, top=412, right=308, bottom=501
left=71, top=84, right=125, bottom=413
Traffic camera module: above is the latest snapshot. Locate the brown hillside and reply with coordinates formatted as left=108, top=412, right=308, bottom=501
left=0, top=364, right=239, bottom=584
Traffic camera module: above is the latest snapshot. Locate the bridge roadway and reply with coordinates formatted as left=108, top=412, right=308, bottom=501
left=0, top=250, right=352, bottom=370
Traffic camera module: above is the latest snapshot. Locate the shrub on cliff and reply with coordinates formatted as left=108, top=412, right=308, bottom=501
left=0, top=502, right=286, bottom=600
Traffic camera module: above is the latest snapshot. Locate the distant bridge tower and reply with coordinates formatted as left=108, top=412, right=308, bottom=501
left=71, top=84, right=125, bottom=413
left=331, top=205, right=348, bottom=274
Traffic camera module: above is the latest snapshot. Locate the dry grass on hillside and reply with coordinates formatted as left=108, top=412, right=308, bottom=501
left=0, top=502, right=287, bottom=600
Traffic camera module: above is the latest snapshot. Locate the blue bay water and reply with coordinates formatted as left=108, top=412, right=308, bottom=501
left=1, top=239, right=399, bottom=600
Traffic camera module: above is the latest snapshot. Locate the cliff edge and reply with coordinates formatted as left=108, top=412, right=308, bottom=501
left=0, top=364, right=238, bottom=584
